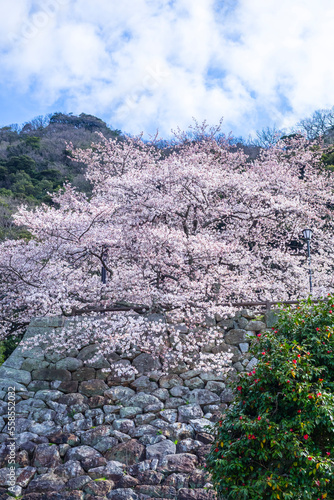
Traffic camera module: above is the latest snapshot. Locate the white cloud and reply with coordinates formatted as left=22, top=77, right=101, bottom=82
left=0, top=0, right=334, bottom=137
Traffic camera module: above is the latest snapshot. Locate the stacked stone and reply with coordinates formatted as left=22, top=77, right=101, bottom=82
left=0, top=310, right=273, bottom=499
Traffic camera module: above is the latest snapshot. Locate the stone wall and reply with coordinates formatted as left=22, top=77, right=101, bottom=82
left=0, top=309, right=277, bottom=500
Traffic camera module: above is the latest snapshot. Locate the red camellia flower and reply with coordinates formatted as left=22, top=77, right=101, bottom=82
left=237, top=386, right=242, bottom=392
left=316, top=327, right=320, bottom=331
left=317, top=392, right=321, bottom=396
left=257, top=416, right=261, bottom=421
left=329, top=310, right=332, bottom=314
left=287, top=380, right=290, bottom=383
left=257, top=333, right=261, bottom=337
left=308, top=457, right=312, bottom=460
left=240, top=416, right=242, bottom=420
left=298, top=410, right=301, bottom=413
left=308, top=394, right=313, bottom=399
left=319, top=378, right=323, bottom=382
left=292, top=359, right=297, bottom=364
left=215, top=448, right=219, bottom=452
left=326, top=452, right=330, bottom=456
left=297, top=354, right=301, bottom=357
left=290, top=428, right=293, bottom=431
left=304, top=434, right=309, bottom=440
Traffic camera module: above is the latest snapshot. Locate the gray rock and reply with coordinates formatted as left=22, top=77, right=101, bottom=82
left=176, top=438, right=202, bottom=454
left=132, top=352, right=161, bottom=374
left=145, top=401, right=164, bottom=413
left=94, top=436, right=118, bottom=453
left=129, top=424, right=158, bottom=438
left=178, top=404, right=203, bottom=423
left=72, top=367, right=96, bottom=381
left=233, top=362, right=244, bottom=372
left=30, top=408, right=56, bottom=423
left=126, top=392, right=161, bottom=409
left=146, top=439, right=176, bottom=461
left=105, top=439, right=145, bottom=465
left=56, top=357, right=83, bottom=371
left=240, top=309, right=256, bottom=319
left=26, top=472, right=65, bottom=492
left=16, top=431, right=39, bottom=447
left=237, top=316, right=249, bottom=329
left=83, top=478, right=114, bottom=496
left=239, top=342, right=249, bottom=353
left=164, top=422, right=193, bottom=441
left=224, top=329, right=247, bottom=345
left=180, top=369, right=202, bottom=380
left=113, top=430, right=132, bottom=442
left=58, top=392, right=87, bottom=406
left=16, top=466, right=37, bottom=488
left=80, top=425, right=111, bottom=446
left=119, top=406, right=142, bottom=418
left=159, top=374, right=183, bottom=388
left=217, top=318, right=234, bottom=329
left=79, top=379, right=108, bottom=397
left=77, top=344, right=100, bottom=361
left=28, top=380, right=50, bottom=391
left=205, top=381, right=226, bottom=393
left=165, top=397, right=185, bottom=409
left=139, top=434, right=166, bottom=445
left=189, top=418, right=213, bottom=433
left=103, top=404, right=120, bottom=414
left=65, top=445, right=103, bottom=464
left=0, top=366, right=31, bottom=385
left=54, top=459, right=85, bottom=479
left=169, top=385, right=190, bottom=398
left=32, top=368, right=71, bottom=381
left=137, top=469, right=164, bottom=485
left=212, top=342, right=241, bottom=362
left=265, top=309, right=278, bottom=328
left=178, top=487, right=217, bottom=499
left=107, top=488, right=139, bottom=500
left=220, top=388, right=235, bottom=403
left=164, top=472, right=189, bottom=489
left=152, top=388, right=169, bottom=401
left=66, top=475, right=92, bottom=490
left=159, top=409, right=178, bottom=424
left=130, top=376, right=158, bottom=393
left=159, top=453, right=198, bottom=473
left=105, top=386, right=135, bottom=403
left=188, top=389, right=220, bottom=405
left=247, top=320, right=266, bottom=331
left=113, top=418, right=135, bottom=434
left=34, top=389, right=62, bottom=401
left=88, top=461, right=124, bottom=482
left=29, top=421, right=59, bottom=436
left=184, top=377, right=205, bottom=390
left=135, top=413, right=155, bottom=425
left=21, top=359, right=49, bottom=371
left=247, top=357, right=259, bottom=370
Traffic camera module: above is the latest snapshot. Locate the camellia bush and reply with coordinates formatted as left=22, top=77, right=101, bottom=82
left=206, top=297, right=334, bottom=499
left=1, top=123, right=334, bottom=372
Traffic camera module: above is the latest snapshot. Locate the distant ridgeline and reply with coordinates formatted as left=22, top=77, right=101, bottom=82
left=0, top=308, right=277, bottom=498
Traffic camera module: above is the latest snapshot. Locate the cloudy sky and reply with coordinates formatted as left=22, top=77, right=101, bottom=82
left=1, top=0, right=334, bottom=139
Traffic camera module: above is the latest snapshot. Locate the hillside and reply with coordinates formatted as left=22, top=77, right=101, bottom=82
left=0, top=113, right=120, bottom=240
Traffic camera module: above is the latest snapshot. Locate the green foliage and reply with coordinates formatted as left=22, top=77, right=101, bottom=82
left=23, top=136, right=41, bottom=150
left=0, top=334, right=24, bottom=366
left=206, top=297, right=334, bottom=499
left=321, top=147, right=334, bottom=172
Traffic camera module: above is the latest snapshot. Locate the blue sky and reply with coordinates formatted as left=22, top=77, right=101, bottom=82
left=1, top=0, right=334, bottom=139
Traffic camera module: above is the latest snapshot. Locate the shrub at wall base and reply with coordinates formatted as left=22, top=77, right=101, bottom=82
left=206, top=297, right=334, bottom=500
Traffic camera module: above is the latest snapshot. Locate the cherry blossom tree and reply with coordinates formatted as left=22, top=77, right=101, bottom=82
left=1, top=124, right=334, bottom=373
